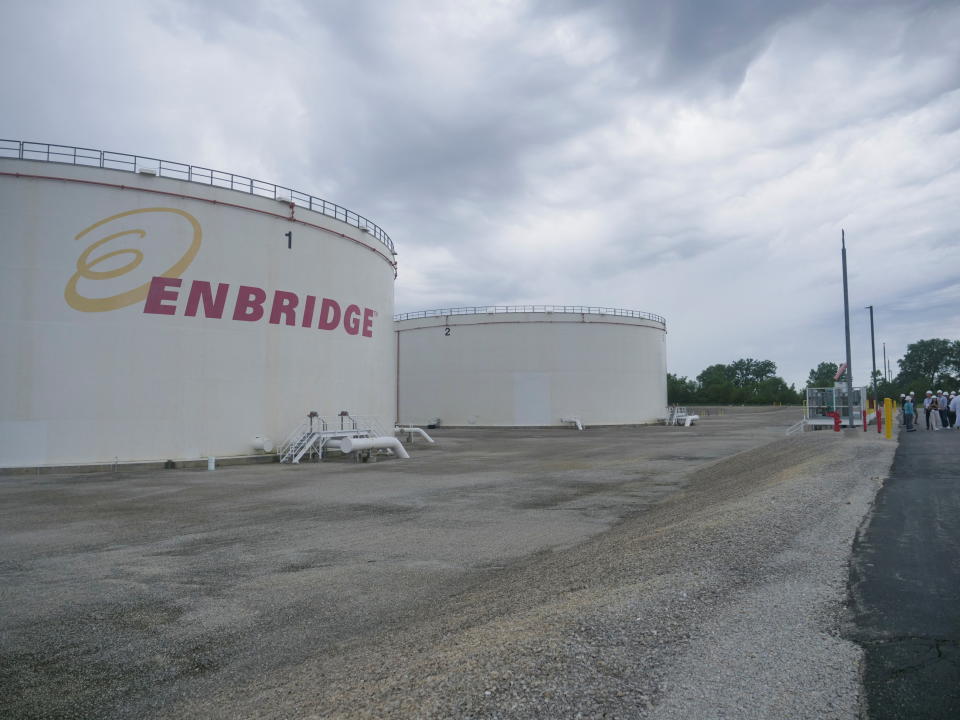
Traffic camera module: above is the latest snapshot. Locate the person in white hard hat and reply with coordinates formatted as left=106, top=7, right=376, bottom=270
left=949, top=392, right=958, bottom=429
left=937, top=391, right=950, bottom=429
left=899, top=394, right=907, bottom=426
left=924, top=390, right=936, bottom=430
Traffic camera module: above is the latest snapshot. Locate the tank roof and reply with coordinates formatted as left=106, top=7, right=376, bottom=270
left=0, top=139, right=394, bottom=254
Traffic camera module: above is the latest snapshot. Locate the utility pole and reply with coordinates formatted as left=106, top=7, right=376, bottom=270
left=867, top=305, right=878, bottom=412
left=882, top=342, right=888, bottom=382
left=842, top=231, right=854, bottom=425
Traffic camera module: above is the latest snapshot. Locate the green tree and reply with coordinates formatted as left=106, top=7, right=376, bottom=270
left=697, top=363, right=737, bottom=403
left=697, top=363, right=735, bottom=386
left=896, top=338, right=960, bottom=389
left=694, top=359, right=795, bottom=404
left=730, top=358, right=777, bottom=387
left=667, top=373, right=698, bottom=404
left=806, top=361, right=839, bottom=387
left=756, top=377, right=800, bottom=404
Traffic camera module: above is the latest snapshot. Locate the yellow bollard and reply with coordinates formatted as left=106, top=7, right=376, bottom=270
left=884, top=397, right=893, bottom=439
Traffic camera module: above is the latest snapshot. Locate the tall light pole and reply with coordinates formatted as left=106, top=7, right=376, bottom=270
left=882, top=341, right=888, bottom=382
left=842, top=231, right=853, bottom=423
left=867, top=305, right=878, bottom=411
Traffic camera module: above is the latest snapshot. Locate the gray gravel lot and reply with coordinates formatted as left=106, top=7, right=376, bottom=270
left=0, top=408, right=895, bottom=718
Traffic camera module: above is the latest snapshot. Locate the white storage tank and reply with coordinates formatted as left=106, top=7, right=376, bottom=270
left=395, top=306, right=667, bottom=427
left=0, top=141, right=397, bottom=467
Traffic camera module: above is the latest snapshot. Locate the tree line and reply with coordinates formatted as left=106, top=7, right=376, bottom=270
left=667, top=358, right=801, bottom=405
left=668, top=338, right=960, bottom=406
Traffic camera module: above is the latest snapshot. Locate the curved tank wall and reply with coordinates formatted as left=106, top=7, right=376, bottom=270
left=0, top=151, right=396, bottom=467
left=395, top=307, right=667, bottom=427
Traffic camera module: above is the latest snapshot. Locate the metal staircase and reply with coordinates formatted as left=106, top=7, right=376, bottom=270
left=664, top=406, right=699, bottom=427
left=278, top=413, right=390, bottom=463
left=278, top=420, right=321, bottom=464
left=786, top=419, right=807, bottom=435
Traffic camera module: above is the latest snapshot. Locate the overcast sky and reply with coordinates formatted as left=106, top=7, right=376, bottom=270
left=4, top=0, right=958, bottom=388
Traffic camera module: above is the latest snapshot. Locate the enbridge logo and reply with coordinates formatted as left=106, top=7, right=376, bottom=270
left=65, top=207, right=202, bottom=312
left=64, top=207, right=378, bottom=338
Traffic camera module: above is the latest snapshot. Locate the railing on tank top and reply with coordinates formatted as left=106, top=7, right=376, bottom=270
left=394, top=305, right=666, bottom=325
left=0, top=139, right=395, bottom=255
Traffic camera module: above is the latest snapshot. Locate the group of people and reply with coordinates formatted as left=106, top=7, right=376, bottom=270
left=900, top=390, right=960, bottom=432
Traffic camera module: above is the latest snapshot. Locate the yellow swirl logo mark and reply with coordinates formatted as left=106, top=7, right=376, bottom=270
left=65, top=208, right=202, bottom=312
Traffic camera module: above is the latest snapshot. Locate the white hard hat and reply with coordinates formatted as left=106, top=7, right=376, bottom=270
left=926, top=390, right=933, bottom=395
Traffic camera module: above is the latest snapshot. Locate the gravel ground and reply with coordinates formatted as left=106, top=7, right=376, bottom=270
left=170, top=430, right=895, bottom=719
left=2, top=415, right=896, bottom=719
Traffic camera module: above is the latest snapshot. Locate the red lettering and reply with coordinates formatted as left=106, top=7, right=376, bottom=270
left=185, top=281, right=229, bottom=318
left=233, top=285, right=266, bottom=322
left=269, top=291, right=299, bottom=326
left=317, top=298, right=341, bottom=330
left=143, top=278, right=369, bottom=338
left=362, top=307, right=375, bottom=337
left=344, top=304, right=361, bottom=335
left=301, top=295, right=317, bottom=328
left=143, top=276, right=181, bottom=315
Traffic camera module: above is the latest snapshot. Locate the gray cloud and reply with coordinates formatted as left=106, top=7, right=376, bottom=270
left=556, top=0, right=813, bottom=92
left=3, top=0, right=958, bottom=387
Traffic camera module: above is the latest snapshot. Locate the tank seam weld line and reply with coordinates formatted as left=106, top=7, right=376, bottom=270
left=0, top=171, right=398, bottom=271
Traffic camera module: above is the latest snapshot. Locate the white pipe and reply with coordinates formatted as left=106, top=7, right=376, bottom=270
left=394, top=426, right=435, bottom=443
left=340, top=435, right=410, bottom=459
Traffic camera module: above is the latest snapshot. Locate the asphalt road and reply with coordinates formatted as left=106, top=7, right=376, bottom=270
left=847, top=427, right=960, bottom=719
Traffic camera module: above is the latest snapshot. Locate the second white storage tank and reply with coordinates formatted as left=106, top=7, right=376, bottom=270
left=395, top=306, right=667, bottom=427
